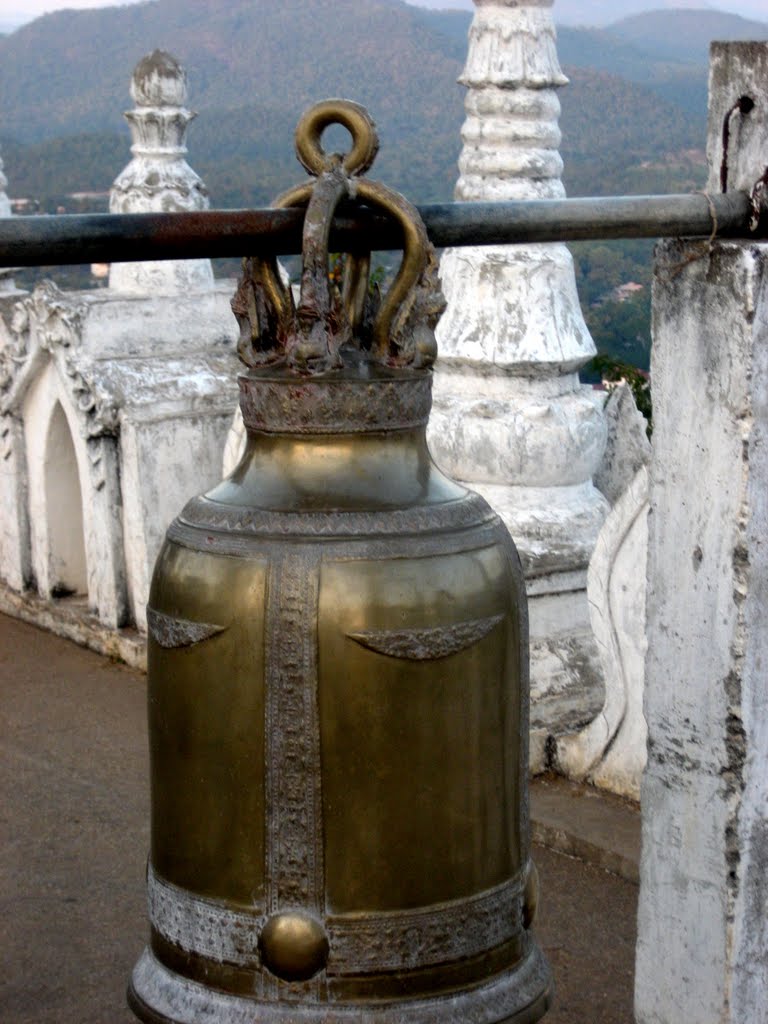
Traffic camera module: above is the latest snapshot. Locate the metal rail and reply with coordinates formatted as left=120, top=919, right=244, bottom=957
left=0, top=191, right=759, bottom=267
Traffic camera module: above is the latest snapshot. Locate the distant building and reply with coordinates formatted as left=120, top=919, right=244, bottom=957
left=612, top=281, right=644, bottom=302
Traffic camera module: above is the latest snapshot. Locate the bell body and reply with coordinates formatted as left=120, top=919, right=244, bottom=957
left=129, top=366, right=551, bottom=1024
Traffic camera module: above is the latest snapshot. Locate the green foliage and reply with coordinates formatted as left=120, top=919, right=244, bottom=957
left=2, top=133, right=122, bottom=212
left=585, top=291, right=652, bottom=373
left=589, top=354, right=653, bottom=435
left=558, top=69, right=706, bottom=198
left=368, top=263, right=387, bottom=295
left=571, top=240, right=652, bottom=374
left=571, top=239, right=653, bottom=302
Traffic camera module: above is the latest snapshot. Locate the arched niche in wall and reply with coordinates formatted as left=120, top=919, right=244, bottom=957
left=22, top=359, right=91, bottom=604
left=45, top=401, right=87, bottom=597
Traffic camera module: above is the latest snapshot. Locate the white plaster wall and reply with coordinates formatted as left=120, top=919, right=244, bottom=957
left=590, top=476, right=648, bottom=797
left=109, top=258, right=214, bottom=301
left=593, top=383, right=651, bottom=505
left=222, top=407, right=246, bottom=478
left=1, top=276, right=238, bottom=632
left=121, top=407, right=236, bottom=631
left=109, top=51, right=214, bottom=296
left=730, top=253, right=768, bottom=1018
left=430, top=374, right=606, bottom=487
left=435, top=246, right=593, bottom=371
left=706, top=43, right=768, bottom=196
left=471, top=480, right=608, bottom=578
left=77, top=284, right=236, bottom=359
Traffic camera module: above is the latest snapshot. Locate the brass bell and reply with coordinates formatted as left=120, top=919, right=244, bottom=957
left=128, top=98, right=552, bottom=1024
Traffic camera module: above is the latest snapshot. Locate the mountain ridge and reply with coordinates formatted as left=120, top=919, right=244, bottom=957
left=608, top=8, right=768, bottom=61
left=0, top=0, right=465, bottom=144
left=5, top=0, right=760, bottom=371
left=0, top=1, right=756, bottom=208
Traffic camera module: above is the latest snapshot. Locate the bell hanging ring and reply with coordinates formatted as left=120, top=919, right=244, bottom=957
left=128, top=98, right=552, bottom=1024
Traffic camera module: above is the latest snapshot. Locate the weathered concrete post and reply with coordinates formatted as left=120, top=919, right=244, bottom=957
left=636, top=42, right=768, bottom=1023
left=427, top=0, right=608, bottom=763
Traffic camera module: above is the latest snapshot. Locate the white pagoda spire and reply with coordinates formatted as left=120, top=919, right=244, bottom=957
left=428, top=0, right=609, bottom=751
left=109, top=50, right=214, bottom=295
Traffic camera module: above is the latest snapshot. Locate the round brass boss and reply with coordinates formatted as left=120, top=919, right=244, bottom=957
left=259, top=912, right=330, bottom=982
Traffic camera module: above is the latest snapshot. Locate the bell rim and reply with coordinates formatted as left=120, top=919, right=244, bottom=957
left=128, top=944, right=553, bottom=1024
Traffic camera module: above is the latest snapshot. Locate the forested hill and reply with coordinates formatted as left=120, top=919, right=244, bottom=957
left=3, top=1, right=766, bottom=373
left=0, top=0, right=468, bottom=205
left=608, top=8, right=768, bottom=61
left=0, top=0, right=465, bottom=142
left=1, top=2, right=765, bottom=209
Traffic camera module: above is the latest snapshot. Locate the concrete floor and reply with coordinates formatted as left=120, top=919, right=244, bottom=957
left=0, top=613, right=637, bottom=1023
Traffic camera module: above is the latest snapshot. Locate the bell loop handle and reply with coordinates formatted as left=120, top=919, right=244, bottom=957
left=232, top=99, right=443, bottom=374
left=294, top=99, right=380, bottom=178
left=355, top=178, right=430, bottom=362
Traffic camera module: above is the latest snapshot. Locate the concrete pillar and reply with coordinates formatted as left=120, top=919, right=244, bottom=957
left=109, top=50, right=214, bottom=295
left=636, top=42, right=768, bottom=1024
left=427, top=0, right=608, bottom=761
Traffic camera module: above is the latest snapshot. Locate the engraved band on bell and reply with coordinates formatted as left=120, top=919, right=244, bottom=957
left=238, top=371, right=432, bottom=434
left=147, top=865, right=525, bottom=975
left=148, top=866, right=264, bottom=967
left=175, top=492, right=495, bottom=539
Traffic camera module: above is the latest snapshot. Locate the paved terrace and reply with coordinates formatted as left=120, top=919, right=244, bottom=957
left=1, top=613, right=639, bottom=1023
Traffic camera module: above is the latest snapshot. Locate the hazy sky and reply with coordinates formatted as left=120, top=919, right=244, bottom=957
left=5, top=0, right=139, bottom=18
left=3, top=0, right=767, bottom=28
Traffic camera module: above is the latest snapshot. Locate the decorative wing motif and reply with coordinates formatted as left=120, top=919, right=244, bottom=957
left=347, top=614, right=504, bottom=662
left=147, top=608, right=227, bottom=650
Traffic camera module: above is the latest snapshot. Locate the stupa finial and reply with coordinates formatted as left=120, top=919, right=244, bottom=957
left=109, top=50, right=213, bottom=294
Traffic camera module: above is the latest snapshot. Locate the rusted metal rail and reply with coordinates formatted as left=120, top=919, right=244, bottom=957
left=0, top=191, right=759, bottom=267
